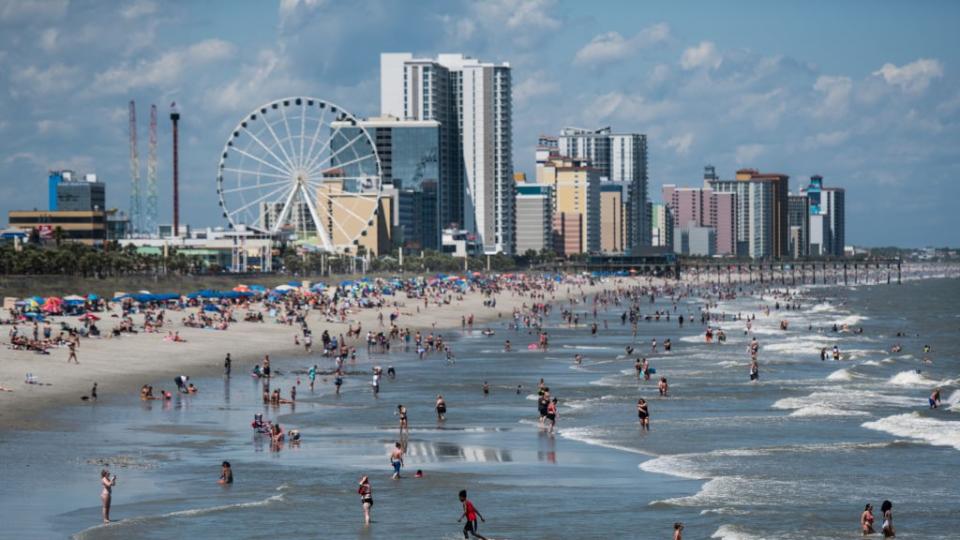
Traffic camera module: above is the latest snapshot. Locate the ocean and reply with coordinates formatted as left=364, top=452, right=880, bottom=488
left=2, top=277, right=957, bottom=539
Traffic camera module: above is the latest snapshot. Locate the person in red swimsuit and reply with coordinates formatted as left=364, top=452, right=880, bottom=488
left=458, top=489, right=488, bottom=539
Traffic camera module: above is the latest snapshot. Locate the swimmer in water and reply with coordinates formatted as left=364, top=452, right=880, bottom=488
left=482, top=381, right=490, bottom=395
left=635, top=358, right=642, bottom=378
left=218, top=461, right=233, bottom=484
left=658, top=377, right=669, bottom=397
left=880, top=500, right=894, bottom=538
left=546, top=398, right=558, bottom=434
left=674, top=522, right=684, bottom=540
left=397, top=404, right=409, bottom=435
left=435, top=395, right=447, bottom=421
left=637, top=398, right=650, bottom=431
left=358, top=476, right=373, bottom=525
left=574, top=353, right=583, bottom=366
left=390, top=442, right=404, bottom=479
left=929, top=388, right=941, bottom=409
left=861, top=503, right=875, bottom=535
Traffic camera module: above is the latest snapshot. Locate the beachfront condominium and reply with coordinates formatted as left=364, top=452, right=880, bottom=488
left=380, top=53, right=514, bottom=254
left=599, top=182, right=629, bottom=253
left=330, top=116, right=442, bottom=251
left=536, top=142, right=601, bottom=256
left=514, top=183, right=553, bottom=254
left=649, top=202, right=674, bottom=248
left=801, top=175, right=845, bottom=257
left=788, top=194, right=810, bottom=259
left=557, top=127, right=648, bottom=252
left=660, top=184, right=736, bottom=256
left=709, top=168, right=789, bottom=259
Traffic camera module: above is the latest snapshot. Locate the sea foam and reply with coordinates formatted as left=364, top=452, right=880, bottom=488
left=862, top=412, right=960, bottom=450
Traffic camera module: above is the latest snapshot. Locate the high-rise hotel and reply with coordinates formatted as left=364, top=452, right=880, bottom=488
left=380, top=53, right=514, bottom=254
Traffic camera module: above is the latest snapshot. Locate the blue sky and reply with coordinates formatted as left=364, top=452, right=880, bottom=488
left=1, top=0, right=958, bottom=247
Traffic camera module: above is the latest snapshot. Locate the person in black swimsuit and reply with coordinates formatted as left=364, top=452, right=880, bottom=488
left=637, top=398, right=650, bottom=430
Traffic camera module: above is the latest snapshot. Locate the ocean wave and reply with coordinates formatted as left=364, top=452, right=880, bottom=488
left=808, top=302, right=838, bottom=314
left=788, top=404, right=870, bottom=417
left=946, top=390, right=960, bottom=412
left=772, top=389, right=918, bottom=413
left=564, top=395, right=622, bottom=411
left=710, top=524, right=766, bottom=540
left=886, top=370, right=956, bottom=388
left=73, top=487, right=287, bottom=538
left=862, top=412, right=960, bottom=450
left=559, top=427, right=654, bottom=456
left=561, top=345, right=614, bottom=351
left=826, top=368, right=858, bottom=381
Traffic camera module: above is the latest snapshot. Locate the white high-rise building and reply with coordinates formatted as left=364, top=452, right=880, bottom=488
left=381, top=53, right=514, bottom=254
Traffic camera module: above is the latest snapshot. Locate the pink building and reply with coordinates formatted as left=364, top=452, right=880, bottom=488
left=662, top=185, right=736, bottom=256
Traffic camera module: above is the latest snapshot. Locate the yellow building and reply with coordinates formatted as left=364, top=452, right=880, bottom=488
left=535, top=155, right=600, bottom=254
left=599, top=183, right=628, bottom=253
left=315, top=180, right=393, bottom=256
left=7, top=210, right=106, bottom=245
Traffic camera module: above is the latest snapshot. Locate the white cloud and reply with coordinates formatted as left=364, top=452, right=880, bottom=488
left=40, top=28, right=59, bottom=52
left=681, top=41, right=721, bottom=70
left=12, top=63, right=80, bottom=95
left=730, top=88, right=787, bottom=129
left=813, top=75, right=852, bottom=117
left=735, top=144, right=765, bottom=164
left=803, top=130, right=850, bottom=149
left=92, top=39, right=234, bottom=94
left=474, top=0, right=560, bottom=31
left=279, top=0, right=326, bottom=26
left=666, top=133, right=694, bottom=156
left=514, top=70, right=559, bottom=106
left=587, top=91, right=676, bottom=123
left=121, top=0, right=157, bottom=20
left=0, top=0, right=68, bottom=22
left=872, top=58, right=943, bottom=93
left=573, top=23, right=670, bottom=66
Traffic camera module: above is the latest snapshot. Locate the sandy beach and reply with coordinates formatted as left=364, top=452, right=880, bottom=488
left=0, top=276, right=623, bottom=429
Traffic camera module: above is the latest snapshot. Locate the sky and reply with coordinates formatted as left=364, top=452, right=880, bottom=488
left=1, top=0, right=958, bottom=247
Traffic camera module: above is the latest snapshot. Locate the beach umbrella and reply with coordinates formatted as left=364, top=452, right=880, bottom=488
left=79, top=313, right=100, bottom=321
left=87, top=294, right=100, bottom=301
left=288, top=281, right=302, bottom=287
left=64, top=295, right=85, bottom=301
left=233, top=285, right=251, bottom=292
left=274, top=284, right=296, bottom=292
left=203, top=304, right=221, bottom=312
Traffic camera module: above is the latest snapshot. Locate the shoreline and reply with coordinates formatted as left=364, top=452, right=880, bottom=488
left=0, top=276, right=625, bottom=431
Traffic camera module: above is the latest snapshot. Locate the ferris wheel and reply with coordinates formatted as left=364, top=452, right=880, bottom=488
left=216, top=97, right=382, bottom=252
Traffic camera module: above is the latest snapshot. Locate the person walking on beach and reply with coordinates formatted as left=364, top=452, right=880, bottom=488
left=100, top=469, right=117, bottom=523
left=224, top=353, right=231, bottom=376
left=390, top=442, right=404, bottom=479
left=637, top=398, right=650, bottom=430
left=358, top=476, right=373, bottom=525
left=68, top=340, right=78, bottom=364
left=881, top=500, right=895, bottom=537
left=861, top=503, right=875, bottom=535
left=457, top=489, right=488, bottom=540
left=90, top=382, right=97, bottom=401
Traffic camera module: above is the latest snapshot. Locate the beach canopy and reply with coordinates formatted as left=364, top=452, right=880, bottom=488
left=115, top=292, right=181, bottom=303
left=202, top=304, right=221, bottom=312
